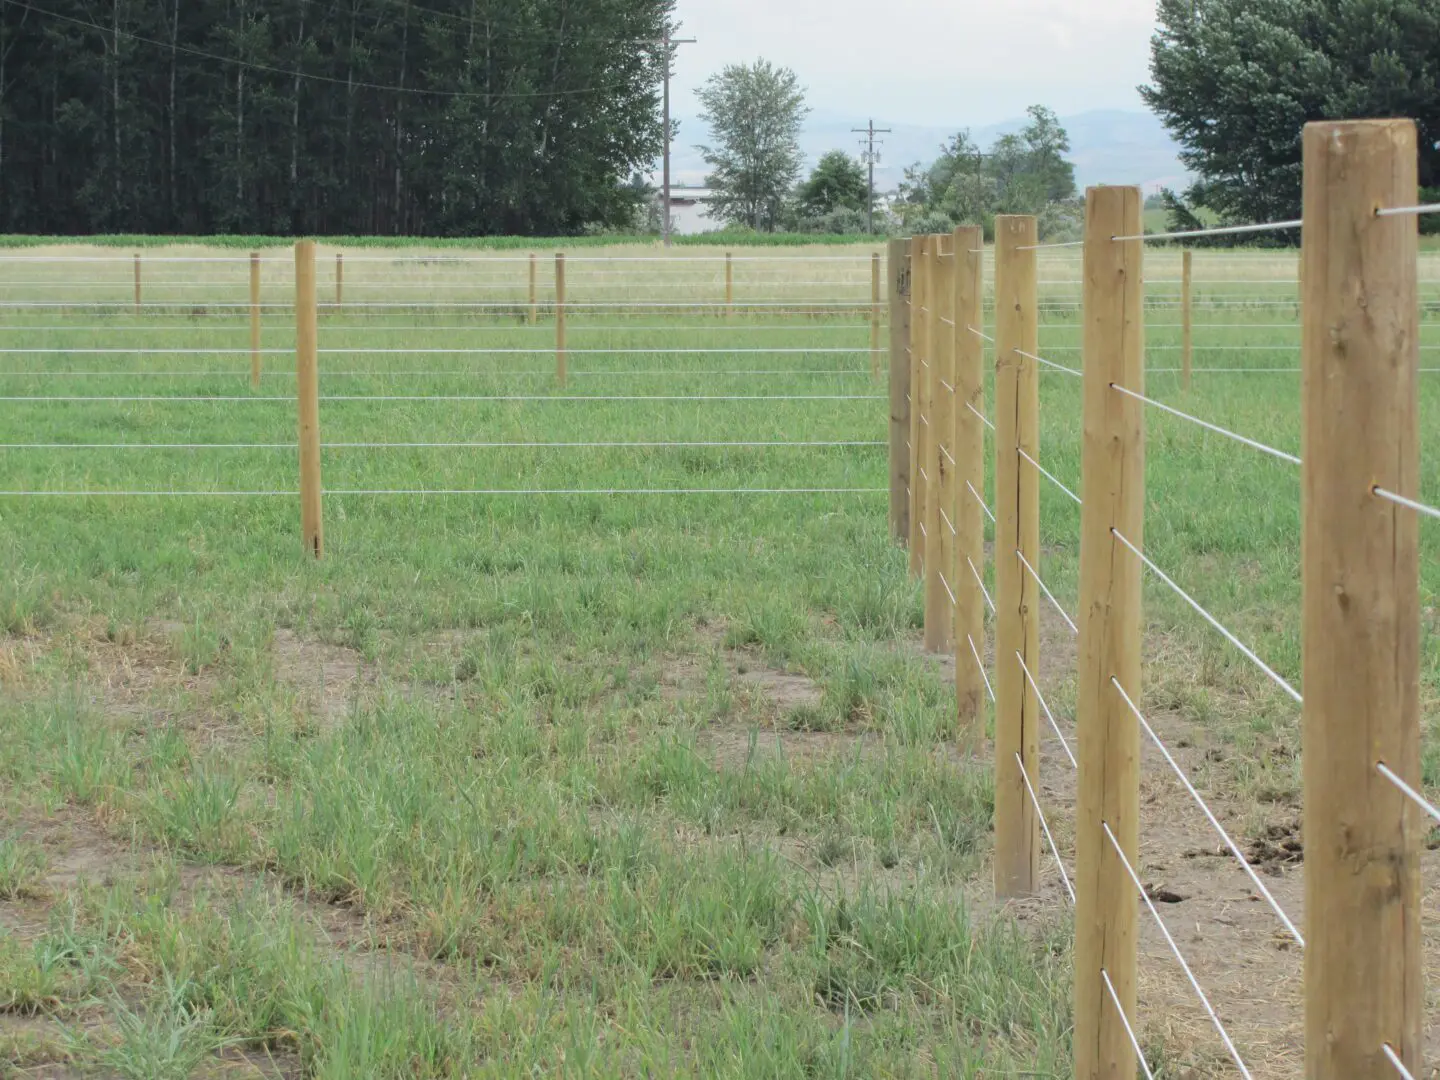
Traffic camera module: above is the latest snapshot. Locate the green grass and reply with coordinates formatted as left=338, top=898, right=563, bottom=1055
left=0, top=241, right=1435, bottom=1076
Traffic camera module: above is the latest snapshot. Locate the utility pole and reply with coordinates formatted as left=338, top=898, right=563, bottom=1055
left=660, top=26, right=696, bottom=248
left=853, top=119, right=892, bottom=235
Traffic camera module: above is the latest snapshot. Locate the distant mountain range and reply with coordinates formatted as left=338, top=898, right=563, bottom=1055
left=666, top=108, right=1190, bottom=195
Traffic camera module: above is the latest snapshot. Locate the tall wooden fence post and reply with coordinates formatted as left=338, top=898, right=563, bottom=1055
left=528, top=252, right=538, bottom=325
left=1181, top=248, right=1193, bottom=390
left=871, top=252, right=882, bottom=379
left=335, top=252, right=343, bottom=308
left=908, top=235, right=928, bottom=576
left=888, top=239, right=911, bottom=546
left=249, top=252, right=261, bottom=388
left=993, top=215, right=1041, bottom=898
left=133, top=253, right=141, bottom=313
left=953, top=225, right=985, bottom=741
left=294, top=240, right=324, bottom=559
left=1301, top=118, right=1421, bottom=1080
left=924, top=235, right=955, bottom=654
left=555, top=252, right=567, bottom=387
left=725, top=251, right=734, bottom=314
left=1073, top=186, right=1144, bottom=1080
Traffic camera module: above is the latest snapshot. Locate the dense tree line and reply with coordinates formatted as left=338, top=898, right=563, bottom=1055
left=0, top=0, right=672, bottom=235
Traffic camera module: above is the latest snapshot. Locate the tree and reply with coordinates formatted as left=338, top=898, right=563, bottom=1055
left=1142, top=0, right=1440, bottom=227
left=795, top=150, right=867, bottom=217
left=695, top=59, right=808, bottom=231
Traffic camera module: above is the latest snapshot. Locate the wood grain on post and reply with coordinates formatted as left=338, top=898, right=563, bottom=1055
left=888, top=238, right=911, bottom=546
left=871, top=252, right=882, bottom=379
left=133, top=253, right=141, bottom=313
left=555, top=253, right=567, bottom=387
left=335, top=252, right=343, bottom=308
left=952, top=225, right=986, bottom=740
left=249, top=252, right=261, bottom=388
left=1301, top=118, right=1421, bottom=1080
left=1181, top=248, right=1193, bottom=390
left=908, top=234, right=927, bottom=576
left=294, top=240, right=324, bottom=559
left=528, top=252, right=538, bottom=325
left=993, top=215, right=1040, bottom=898
left=1073, top=186, right=1144, bottom=1080
left=924, top=235, right=955, bottom=654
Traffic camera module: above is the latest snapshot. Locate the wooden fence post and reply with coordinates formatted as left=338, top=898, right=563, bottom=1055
left=725, top=251, right=734, bottom=313
left=924, top=235, right=955, bottom=654
left=555, top=252, right=567, bottom=387
left=871, top=252, right=882, bottom=379
left=1181, top=249, right=1193, bottom=390
left=1073, top=186, right=1144, bottom=1080
left=993, top=215, right=1041, bottom=898
left=294, top=240, right=324, bottom=559
left=249, top=252, right=261, bottom=387
left=528, top=252, right=538, bottom=325
left=133, top=253, right=141, bottom=313
left=953, top=225, right=986, bottom=742
left=888, top=238, right=911, bottom=546
left=1301, top=118, right=1421, bottom=1080
left=335, top=252, right=343, bottom=308
left=908, top=234, right=928, bottom=576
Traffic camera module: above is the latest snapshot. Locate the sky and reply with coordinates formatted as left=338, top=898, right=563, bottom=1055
left=668, top=0, right=1160, bottom=129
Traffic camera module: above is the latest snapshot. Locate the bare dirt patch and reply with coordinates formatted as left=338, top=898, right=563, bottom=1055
left=271, top=629, right=372, bottom=725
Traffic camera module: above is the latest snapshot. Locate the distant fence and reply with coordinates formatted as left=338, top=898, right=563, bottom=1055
left=894, top=118, right=1430, bottom=1079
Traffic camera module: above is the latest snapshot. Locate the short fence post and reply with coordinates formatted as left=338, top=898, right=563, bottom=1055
left=1073, top=185, right=1145, bottom=1080
left=993, top=215, right=1040, bottom=898
left=924, top=234, right=955, bottom=654
left=1301, top=118, right=1421, bottom=1080
left=952, top=225, right=985, bottom=740
left=555, top=252, right=567, bottom=387
left=871, top=252, right=882, bottom=379
left=294, top=240, right=324, bottom=559
left=249, top=252, right=261, bottom=387
left=725, top=251, right=734, bottom=314
left=335, top=252, right=343, bottom=308
left=888, top=238, right=911, bottom=546
left=528, top=253, right=538, bottom=325
left=1181, top=248, right=1193, bottom=390
left=133, top=252, right=141, bottom=313
left=908, top=234, right=928, bottom=576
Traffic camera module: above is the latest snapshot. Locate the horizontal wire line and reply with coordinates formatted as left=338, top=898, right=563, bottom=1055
left=1014, top=347, right=1082, bottom=377
left=1110, top=383, right=1301, bottom=466
left=1376, top=202, right=1440, bottom=218
left=967, top=480, right=996, bottom=524
left=1111, top=528, right=1302, bottom=704
left=940, top=571, right=958, bottom=609
left=1114, top=219, right=1303, bottom=243
left=0, top=394, right=884, bottom=403
left=968, top=634, right=995, bottom=704
left=0, top=369, right=874, bottom=379
left=1102, top=969, right=1157, bottom=1080
left=1015, top=752, right=1076, bottom=903
left=0, top=346, right=873, bottom=356
left=1376, top=762, right=1440, bottom=827
left=967, top=325, right=996, bottom=343
left=968, top=555, right=996, bottom=615
left=1110, top=676, right=1305, bottom=946
left=1016, top=549, right=1079, bottom=635
left=1017, top=651, right=1077, bottom=770
left=1374, top=486, right=1440, bottom=522
left=0, top=439, right=886, bottom=451
left=940, top=444, right=956, bottom=466
left=965, top=401, right=996, bottom=432
left=1102, top=821, right=1254, bottom=1080
left=1016, top=240, right=1085, bottom=251
left=940, top=507, right=957, bottom=537
left=0, top=487, right=888, bottom=498
left=939, top=316, right=956, bottom=326
left=1382, top=1044, right=1419, bottom=1080
left=1017, top=447, right=1081, bottom=506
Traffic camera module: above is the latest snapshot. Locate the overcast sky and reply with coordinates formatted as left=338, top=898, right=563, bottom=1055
left=668, top=0, right=1160, bottom=127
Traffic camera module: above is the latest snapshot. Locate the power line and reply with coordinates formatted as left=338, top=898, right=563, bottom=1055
left=852, top=119, right=892, bottom=235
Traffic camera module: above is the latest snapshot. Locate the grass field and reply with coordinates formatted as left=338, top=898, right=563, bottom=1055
left=0, top=241, right=1436, bottom=1078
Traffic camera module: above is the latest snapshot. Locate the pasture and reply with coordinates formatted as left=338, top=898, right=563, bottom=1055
left=0, top=240, right=1435, bottom=1078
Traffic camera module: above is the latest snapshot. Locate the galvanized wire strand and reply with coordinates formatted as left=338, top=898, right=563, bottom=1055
left=0, top=439, right=885, bottom=451
left=0, top=393, right=884, bottom=404
left=967, top=480, right=997, bottom=525
left=1102, top=821, right=1255, bottom=1080
left=1373, top=486, right=1440, bottom=522
left=940, top=507, right=957, bottom=537
left=0, top=486, right=888, bottom=498
left=940, top=571, right=958, bottom=609
left=1113, top=220, right=1303, bottom=243
left=1102, top=969, right=1157, bottom=1080
left=1016, top=241, right=1086, bottom=251
left=968, top=555, right=996, bottom=616
left=1017, top=651, right=1078, bottom=771
left=965, top=401, right=996, bottom=432
left=1014, top=347, right=1082, bottom=378
left=940, top=444, right=957, bottom=467
left=1382, top=1044, right=1419, bottom=1080
left=0, top=300, right=875, bottom=310
left=1110, top=676, right=1305, bottom=946
left=1016, top=751, right=1077, bottom=903
left=1376, top=202, right=1440, bottom=218
left=967, top=325, right=996, bottom=343
left=1110, top=528, right=1302, bottom=705
left=0, top=346, right=873, bottom=356
left=939, top=316, right=956, bottom=327
left=1017, top=447, right=1082, bottom=506
left=0, top=369, right=874, bottom=379
left=1016, top=549, right=1079, bottom=635
left=968, top=634, right=996, bottom=704
left=1109, top=383, right=1302, bottom=466
left=1376, top=762, right=1440, bottom=828
left=0, top=324, right=873, bottom=333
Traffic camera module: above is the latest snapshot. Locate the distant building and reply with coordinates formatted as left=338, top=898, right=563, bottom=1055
left=661, top=185, right=718, bottom=235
